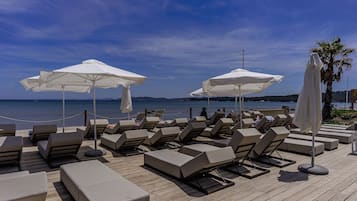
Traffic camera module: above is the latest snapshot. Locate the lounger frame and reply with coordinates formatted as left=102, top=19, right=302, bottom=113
left=145, top=161, right=234, bottom=194
left=253, top=139, right=296, bottom=168
left=223, top=142, right=270, bottom=179
left=46, top=144, right=81, bottom=168
left=0, top=149, right=22, bottom=170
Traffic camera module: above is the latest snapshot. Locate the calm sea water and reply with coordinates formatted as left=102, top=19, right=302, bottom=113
left=0, top=99, right=347, bottom=129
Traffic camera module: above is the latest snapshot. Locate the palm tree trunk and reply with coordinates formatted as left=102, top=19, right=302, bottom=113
left=322, top=79, right=333, bottom=120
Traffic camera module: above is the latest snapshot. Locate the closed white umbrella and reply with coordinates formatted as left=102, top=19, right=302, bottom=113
left=20, top=76, right=90, bottom=133
left=294, top=53, right=328, bottom=175
left=121, top=86, right=133, bottom=119
left=40, top=59, right=146, bottom=157
left=203, top=68, right=283, bottom=126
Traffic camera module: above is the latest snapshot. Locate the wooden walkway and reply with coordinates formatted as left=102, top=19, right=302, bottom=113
left=2, top=127, right=357, bottom=201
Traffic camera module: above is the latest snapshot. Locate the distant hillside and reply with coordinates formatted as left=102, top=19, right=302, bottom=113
left=183, top=91, right=351, bottom=102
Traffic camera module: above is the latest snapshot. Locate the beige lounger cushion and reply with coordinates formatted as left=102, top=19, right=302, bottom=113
left=170, top=118, right=188, bottom=128
left=144, top=126, right=180, bottom=146
left=144, top=146, right=235, bottom=179
left=271, top=114, right=288, bottom=127
left=319, top=128, right=355, bottom=134
left=60, top=160, right=149, bottom=201
left=208, top=111, right=225, bottom=125
left=101, top=129, right=148, bottom=150
left=38, top=133, right=82, bottom=160
left=177, top=121, right=206, bottom=142
left=0, top=124, right=16, bottom=136
left=252, top=127, right=289, bottom=157
left=279, top=138, right=325, bottom=156
left=104, top=120, right=138, bottom=134
left=0, top=171, right=47, bottom=201
left=291, top=129, right=352, bottom=144
left=201, top=118, right=233, bottom=137
left=288, top=133, right=338, bottom=150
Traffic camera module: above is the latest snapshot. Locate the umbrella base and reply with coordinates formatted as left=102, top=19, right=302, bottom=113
left=85, top=149, right=106, bottom=157
left=298, top=163, right=329, bottom=175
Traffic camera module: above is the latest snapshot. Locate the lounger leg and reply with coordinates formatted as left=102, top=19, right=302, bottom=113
left=184, top=173, right=235, bottom=194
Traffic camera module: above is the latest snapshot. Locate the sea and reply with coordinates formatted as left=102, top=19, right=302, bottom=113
left=0, top=99, right=348, bottom=129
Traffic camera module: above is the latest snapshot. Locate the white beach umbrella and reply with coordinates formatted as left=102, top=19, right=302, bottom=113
left=203, top=68, right=283, bottom=126
left=40, top=59, right=146, bottom=157
left=20, top=76, right=90, bottom=133
left=294, top=53, right=328, bottom=175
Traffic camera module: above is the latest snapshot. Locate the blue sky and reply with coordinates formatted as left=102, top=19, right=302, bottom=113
left=1, top=0, right=357, bottom=99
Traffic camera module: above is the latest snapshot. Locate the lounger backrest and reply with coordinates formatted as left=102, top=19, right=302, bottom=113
left=0, top=124, right=16, bottom=136
left=208, top=111, right=225, bottom=125
left=210, top=118, right=234, bottom=136
left=181, top=147, right=235, bottom=178
left=33, top=124, right=57, bottom=134
left=116, top=129, right=148, bottom=149
left=118, top=120, right=138, bottom=133
left=271, top=114, right=288, bottom=127
left=135, top=112, right=145, bottom=121
left=229, top=128, right=261, bottom=159
left=255, top=116, right=274, bottom=132
left=192, top=116, right=207, bottom=122
left=249, top=111, right=263, bottom=120
left=88, top=119, right=109, bottom=134
left=172, top=118, right=188, bottom=129
left=226, top=112, right=239, bottom=122
left=234, top=118, right=255, bottom=129
left=242, top=112, right=252, bottom=119
left=150, top=126, right=180, bottom=146
left=253, top=126, right=289, bottom=157
left=139, top=117, right=160, bottom=130
left=178, top=122, right=206, bottom=142
left=0, top=136, right=23, bottom=164
left=46, top=133, right=82, bottom=158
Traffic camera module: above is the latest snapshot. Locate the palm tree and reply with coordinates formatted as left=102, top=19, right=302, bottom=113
left=312, top=37, right=354, bottom=120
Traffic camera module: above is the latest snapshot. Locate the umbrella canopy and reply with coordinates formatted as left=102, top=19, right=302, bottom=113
left=21, top=75, right=90, bottom=92
left=39, top=59, right=146, bottom=157
left=202, top=68, right=283, bottom=126
left=20, top=75, right=90, bottom=133
left=294, top=53, right=328, bottom=175
left=120, top=86, right=133, bottom=113
left=40, top=59, right=146, bottom=88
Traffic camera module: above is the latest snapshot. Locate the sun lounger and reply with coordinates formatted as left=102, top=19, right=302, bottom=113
left=232, top=118, right=255, bottom=129
left=0, top=171, right=47, bottom=201
left=287, top=133, right=338, bottom=150
left=249, top=110, right=263, bottom=120
left=101, top=129, right=148, bottom=155
left=290, top=128, right=352, bottom=144
left=37, top=133, right=82, bottom=167
left=77, top=119, right=109, bottom=138
left=29, top=124, right=57, bottom=144
left=60, top=160, right=149, bottom=201
left=176, top=121, right=207, bottom=142
left=207, top=111, right=225, bottom=125
left=183, top=128, right=270, bottom=179
left=226, top=112, right=239, bottom=122
left=271, top=114, right=288, bottom=127
left=144, top=146, right=235, bottom=194
left=279, top=138, right=325, bottom=156
left=144, top=126, right=180, bottom=147
left=201, top=118, right=234, bottom=138
left=251, top=127, right=296, bottom=167
left=168, top=118, right=188, bottom=129
left=104, top=120, right=138, bottom=134
left=0, top=124, right=16, bottom=137
left=138, top=116, right=160, bottom=130
left=0, top=136, right=23, bottom=169
left=319, top=127, right=355, bottom=134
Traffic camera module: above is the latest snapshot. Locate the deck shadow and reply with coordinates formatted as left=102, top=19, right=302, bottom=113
left=277, top=170, right=308, bottom=183
left=142, top=165, right=206, bottom=197
left=53, top=181, right=74, bottom=201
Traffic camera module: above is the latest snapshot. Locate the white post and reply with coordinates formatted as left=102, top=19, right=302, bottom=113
left=93, top=81, right=97, bottom=151
left=312, top=132, right=315, bottom=167
left=207, top=96, right=210, bottom=111
left=62, top=86, right=65, bottom=133
left=239, top=85, right=243, bottom=128
left=127, top=112, right=130, bottom=120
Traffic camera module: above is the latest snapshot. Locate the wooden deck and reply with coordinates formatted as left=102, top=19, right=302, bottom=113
left=2, top=127, right=357, bottom=201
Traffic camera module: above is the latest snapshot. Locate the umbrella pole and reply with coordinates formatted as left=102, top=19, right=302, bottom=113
left=85, top=80, right=105, bottom=157
left=208, top=97, right=210, bottom=111
left=62, top=87, right=65, bottom=133
left=312, top=133, right=315, bottom=167
left=239, top=85, right=243, bottom=128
